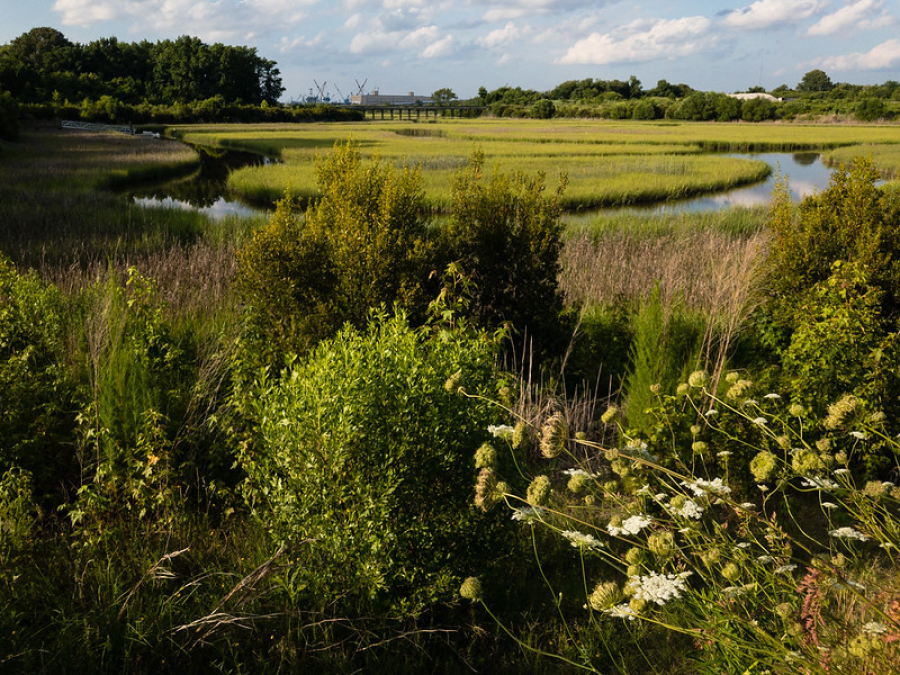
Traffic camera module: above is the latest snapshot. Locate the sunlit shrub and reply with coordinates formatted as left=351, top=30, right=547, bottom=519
left=239, top=310, right=506, bottom=614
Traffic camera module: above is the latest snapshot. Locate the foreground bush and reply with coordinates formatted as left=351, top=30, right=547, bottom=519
left=238, top=310, right=509, bottom=614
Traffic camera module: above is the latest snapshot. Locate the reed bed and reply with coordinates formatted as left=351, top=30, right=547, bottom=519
left=824, top=143, right=900, bottom=179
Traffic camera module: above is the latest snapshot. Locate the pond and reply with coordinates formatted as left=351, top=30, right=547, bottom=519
left=127, top=149, right=840, bottom=220
left=124, top=145, right=273, bottom=220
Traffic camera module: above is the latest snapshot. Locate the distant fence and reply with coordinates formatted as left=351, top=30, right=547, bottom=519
left=61, top=120, right=135, bottom=135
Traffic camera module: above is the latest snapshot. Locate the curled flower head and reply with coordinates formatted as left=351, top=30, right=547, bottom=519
left=526, top=475, right=552, bottom=506
left=823, top=394, right=863, bottom=430
left=688, top=370, right=710, bottom=389
left=648, top=531, right=676, bottom=559
left=474, top=443, right=498, bottom=469
left=511, top=421, right=529, bottom=451
left=792, top=449, right=826, bottom=476
left=725, top=371, right=740, bottom=384
left=789, top=403, right=806, bottom=417
left=750, top=451, right=778, bottom=483
left=601, top=405, right=620, bottom=425
left=721, top=562, right=742, bottom=583
left=589, top=581, right=623, bottom=611
left=474, top=468, right=502, bottom=511
left=567, top=470, right=592, bottom=493
left=539, top=412, right=567, bottom=459
left=726, top=379, right=753, bottom=400
left=459, top=576, right=482, bottom=601
left=444, top=370, right=464, bottom=393
left=692, top=441, right=709, bottom=455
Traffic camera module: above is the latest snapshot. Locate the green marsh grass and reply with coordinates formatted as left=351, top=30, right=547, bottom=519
left=824, top=143, right=900, bottom=179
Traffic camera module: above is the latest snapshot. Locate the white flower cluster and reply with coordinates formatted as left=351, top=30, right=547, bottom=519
left=511, top=506, right=545, bottom=523
left=608, top=515, right=653, bottom=536
left=561, top=530, right=604, bottom=550
left=627, top=571, right=692, bottom=606
left=487, top=424, right=514, bottom=440
left=669, top=498, right=704, bottom=520
left=603, top=603, right=638, bottom=620
left=563, top=468, right=594, bottom=479
left=682, top=477, right=731, bottom=497
left=801, top=477, right=840, bottom=491
left=829, top=526, right=870, bottom=541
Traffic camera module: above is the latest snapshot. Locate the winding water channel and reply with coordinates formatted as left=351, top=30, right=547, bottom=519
left=127, top=149, right=839, bottom=220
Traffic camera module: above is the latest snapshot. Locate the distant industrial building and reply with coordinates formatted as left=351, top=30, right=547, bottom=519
left=350, top=91, right=432, bottom=106
left=728, top=93, right=782, bottom=102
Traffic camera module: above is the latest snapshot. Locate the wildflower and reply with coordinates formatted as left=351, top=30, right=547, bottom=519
left=690, top=424, right=702, bottom=436
left=688, top=370, right=709, bottom=388
left=726, top=379, right=753, bottom=400
left=608, top=514, right=653, bottom=537
left=823, top=395, right=863, bottom=430
left=539, top=412, right=567, bottom=459
left=682, top=477, right=731, bottom=497
left=567, top=472, right=591, bottom=493
left=459, top=576, right=482, bottom=601
left=863, top=621, right=888, bottom=635
left=757, top=555, right=774, bottom=563
left=829, top=527, right=869, bottom=541
left=705, top=408, right=719, bottom=417
left=626, top=571, right=691, bottom=606
left=821, top=502, right=838, bottom=509
left=725, top=371, right=740, bottom=384
left=789, top=403, right=806, bottom=417
left=740, top=502, right=756, bottom=510
left=511, top=506, right=544, bottom=523
left=601, top=405, right=620, bottom=425
left=526, top=475, right=552, bottom=506
left=649, top=383, right=662, bottom=395
left=562, top=530, right=604, bottom=550
left=589, top=581, right=623, bottom=611
left=792, top=449, right=826, bottom=475
left=833, top=468, right=850, bottom=475
left=764, top=393, right=781, bottom=400
left=752, top=416, right=768, bottom=427
left=776, top=564, right=797, bottom=573
left=474, top=443, right=497, bottom=469
left=603, top=603, right=638, bottom=620
left=474, top=468, right=502, bottom=511
left=721, top=562, right=742, bottom=582
left=801, top=477, right=840, bottom=491
left=511, top=421, right=528, bottom=450
left=444, top=370, right=464, bottom=393
left=648, top=531, right=676, bottom=559
left=669, top=496, right=704, bottom=520
left=723, top=584, right=753, bottom=597
left=863, top=481, right=886, bottom=498
left=487, top=424, right=514, bottom=440
left=717, top=451, right=732, bottom=459
left=849, top=431, right=867, bottom=440
left=692, top=441, right=709, bottom=454
left=676, top=383, right=689, bottom=397
left=868, top=411, right=886, bottom=425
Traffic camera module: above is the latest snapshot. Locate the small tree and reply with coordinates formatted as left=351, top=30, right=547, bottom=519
left=798, top=69, right=833, bottom=93
left=431, top=87, right=457, bottom=106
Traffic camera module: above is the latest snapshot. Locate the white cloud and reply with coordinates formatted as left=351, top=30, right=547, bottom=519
left=815, top=38, right=900, bottom=70
left=52, top=0, right=121, bottom=26
left=720, top=0, right=826, bottom=31
left=479, top=22, right=522, bottom=48
left=480, top=0, right=607, bottom=22
left=558, top=16, right=713, bottom=65
left=807, top=0, right=887, bottom=35
left=422, top=34, right=454, bottom=57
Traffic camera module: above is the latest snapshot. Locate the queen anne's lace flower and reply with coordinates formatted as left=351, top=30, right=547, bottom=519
left=626, top=571, right=691, bottom=606
left=487, top=424, right=514, bottom=440
left=562, top=530, right=604, bottom=550
left=603, top=603, right=638, bottom=620
left=608, top=515, right=653, bottom=536
left=669, top=497, right=704, bottom=519
left=682, top=477, right=731, bottom=497
left=829, top=527, right=870, bottom=541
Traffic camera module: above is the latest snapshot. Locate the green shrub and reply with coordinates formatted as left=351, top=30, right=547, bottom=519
left=0, top=90, right=19, bottom=141
left=0, top=254, right=76, bottom=500
left=441, top=150, right=568, bottom=358
left=235, top=141, right=436, bottom=369
left=238, top=310, right=506, bottom=614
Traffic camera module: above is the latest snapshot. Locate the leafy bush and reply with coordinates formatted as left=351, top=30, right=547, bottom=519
left=236, top=141, right=436, bottom=369
left=0, top=90, right=19, bottom=141
left=238, top=310, right=506, bottom=614
left=0, top=254, right=76, bottom=500
left=440, top=150, right=568, bottom=358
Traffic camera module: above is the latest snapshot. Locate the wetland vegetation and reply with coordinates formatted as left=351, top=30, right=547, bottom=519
left=2, top=111, right=900, bottom=675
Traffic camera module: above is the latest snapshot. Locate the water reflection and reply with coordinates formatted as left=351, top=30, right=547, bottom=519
left=125, top=146, right=272, bottom=219
left=599, top=152, right=836, bottom=218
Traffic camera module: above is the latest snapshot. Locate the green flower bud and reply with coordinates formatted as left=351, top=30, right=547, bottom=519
left=688, top=370, right=710, bottom=388
left=750, top=451, right=778, bottom=483
left=474, top=442, right=498, bottom=469
left=527, top=475, right=552, bottom=506
left=589, top=581, right=623, bottom=611
left=460, top=576, right=482, bottom=601
left=539, top=412, right=567, bottom=459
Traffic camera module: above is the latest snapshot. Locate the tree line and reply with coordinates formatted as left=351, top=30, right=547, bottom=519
left=0, top=27, right=284, bottom=107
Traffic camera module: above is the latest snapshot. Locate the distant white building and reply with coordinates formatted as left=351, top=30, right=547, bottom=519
left=350, top=91, right=432, bottom=106
left=729, top=93, right=782, bottom=102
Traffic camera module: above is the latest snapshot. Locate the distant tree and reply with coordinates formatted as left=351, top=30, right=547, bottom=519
left=530, top=98, right=555, bottom=119
left=747, top=85, right=766, bottom=93
left=798, top=69, right=833, bottom=93
left=432, top=87, right=458, bottom=106
left=856, top=97, right=887, bottom=122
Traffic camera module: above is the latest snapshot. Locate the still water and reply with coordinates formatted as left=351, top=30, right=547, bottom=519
left=128, top=150, right=839, bottom=220
left=598, top=152, right=836, bottom=218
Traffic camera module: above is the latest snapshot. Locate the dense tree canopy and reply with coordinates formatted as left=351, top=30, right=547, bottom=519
left=0, top=27, right=284, bottom=105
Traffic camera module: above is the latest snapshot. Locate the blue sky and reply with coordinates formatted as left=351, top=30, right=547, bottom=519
left=2, top=0, right=899, bottom=100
